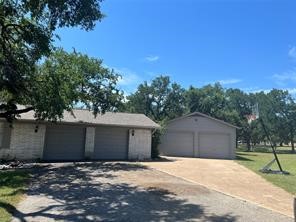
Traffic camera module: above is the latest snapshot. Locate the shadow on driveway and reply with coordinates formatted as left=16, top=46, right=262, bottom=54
left=4, top=162, right=237, bottom=222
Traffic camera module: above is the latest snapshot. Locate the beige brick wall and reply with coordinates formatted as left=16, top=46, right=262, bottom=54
left=128, top=129, right=151, bottom=160
left=0, top=123, right=46, bottom=160
left=84, top=127, right=95, bottom=159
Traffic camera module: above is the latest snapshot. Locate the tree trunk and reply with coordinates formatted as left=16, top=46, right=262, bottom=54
left=246, top=139, right=251, bottom=152
left=290, top=127, right=295, bottom=153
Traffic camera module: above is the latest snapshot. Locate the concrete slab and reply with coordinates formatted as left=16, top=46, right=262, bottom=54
left=142, top=157, right=294, bottom=218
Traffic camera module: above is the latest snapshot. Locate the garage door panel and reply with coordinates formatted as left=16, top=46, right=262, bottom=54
left=94, top=127, right=128, bottom=160
left=44, top=125, right=85, bottom=161
left=199, top=133, right=230, bottom=159
left=160, top=131, right=194, bottom=157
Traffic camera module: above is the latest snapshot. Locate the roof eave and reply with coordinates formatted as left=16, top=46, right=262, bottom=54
left=2, top=118, right=160, bottom=129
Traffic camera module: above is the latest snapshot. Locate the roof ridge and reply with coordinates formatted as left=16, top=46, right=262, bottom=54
left=72, top=109, right=146, bottom=116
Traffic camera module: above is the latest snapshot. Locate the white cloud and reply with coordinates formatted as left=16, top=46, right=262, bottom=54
left=111, top=67, right=142, bottom=95
left=286, top=88, right=296, bottom=94
left=145, top=71, right=158, bottom=77
left=240, top=87, right=260, bottom=93
left=249, top=88, right=271, bottom=94
left=200, top=78, right=242, bottom=86
left=115, top=68, right=141, bottom=86
left=272, top=69, right=296, bottom=86
left=288, top=46, right=296, bottom=59
left=218, top=78, right=242, bottom=85
left=241, top=87, right=296, bottom=96
left=102, top=64, right=142, bottom=95
left=145, top=55, right=159, bottom=62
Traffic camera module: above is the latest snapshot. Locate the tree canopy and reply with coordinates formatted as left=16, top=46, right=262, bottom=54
left=125, top=76, right=186, bottom=122
left=0, top=0, right=106, bottom=121
left=33, top=49, right=123, bottom=120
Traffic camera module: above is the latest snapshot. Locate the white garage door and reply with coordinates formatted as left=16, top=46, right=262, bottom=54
left=160, top=131, right=194, bottom=157
left=199, top=133, right=231, bottom=159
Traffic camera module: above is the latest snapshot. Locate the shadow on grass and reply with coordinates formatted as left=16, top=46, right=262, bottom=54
left=237, top=147, right=295, bottom=154
left=255, top=149, right=295, bottom=154
left=4, top=162, right=237, bottom=222
left=235, top=155, right=253, bottom=161
left=236, top=152, right=258, bottom=156
left=0, top=170, right=29, bottom=189
left=237, top=150, right=296, bottom=157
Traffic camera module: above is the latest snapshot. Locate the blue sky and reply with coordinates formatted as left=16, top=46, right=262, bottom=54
left=56, top=0, right=296, bottom=95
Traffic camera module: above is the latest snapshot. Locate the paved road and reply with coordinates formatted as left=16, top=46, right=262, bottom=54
left=142, top=156, right=295, bottom=218
left=9, top=162, right=293, bottom=222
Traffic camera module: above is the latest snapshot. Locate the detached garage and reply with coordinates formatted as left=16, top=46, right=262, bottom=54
left=0, top=109, right=159, bottom=161
left=159, top=112, right=238, bottom=159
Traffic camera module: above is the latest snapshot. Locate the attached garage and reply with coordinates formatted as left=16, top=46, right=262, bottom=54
left=159, top=112, right=238, bottom=159
left=43, top=124, right=86, bottom=161
left=0, top=109, right=159, bottom=161
left=94, top=126, right=129, bottom=160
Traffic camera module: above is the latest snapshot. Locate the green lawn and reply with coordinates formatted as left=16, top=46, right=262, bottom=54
left=0, top=170, right=30, bottom=222
left=236, top=150, right=296, bottom=195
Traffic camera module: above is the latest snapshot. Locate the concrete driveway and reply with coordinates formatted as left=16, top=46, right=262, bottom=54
left=7, top=162, right=292, bottom=222
left=142, top=157, right=294, bottom=218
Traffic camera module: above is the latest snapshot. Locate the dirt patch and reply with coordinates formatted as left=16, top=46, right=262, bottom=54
left=119, top=168, right=210, bottom=196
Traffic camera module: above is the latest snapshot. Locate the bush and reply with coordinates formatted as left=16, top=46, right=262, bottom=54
left=151, top=129, right=162, bottom=159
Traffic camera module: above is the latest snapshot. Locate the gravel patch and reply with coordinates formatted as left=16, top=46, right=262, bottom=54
left=0, top=160, right=38, bottom=170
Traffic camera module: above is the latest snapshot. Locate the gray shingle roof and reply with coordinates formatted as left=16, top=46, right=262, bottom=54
left=18, top=109, right=160, bottom=129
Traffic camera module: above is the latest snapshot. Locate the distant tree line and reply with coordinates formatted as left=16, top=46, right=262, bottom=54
left=121, top=76, right=296, bottom=154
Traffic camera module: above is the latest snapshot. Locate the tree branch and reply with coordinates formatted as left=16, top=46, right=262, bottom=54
left=0, top=107, right=34, bottom=119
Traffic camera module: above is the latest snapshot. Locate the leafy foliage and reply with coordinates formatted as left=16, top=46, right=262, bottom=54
left=126, top=76, right=186, bottom=122
left=186, top=83, right=227, bottom=119
left=254, top=89, right=296, bottom=152
left=31, top=49, right=123, bottom=120
left=0, top=0, right=105, bottom=121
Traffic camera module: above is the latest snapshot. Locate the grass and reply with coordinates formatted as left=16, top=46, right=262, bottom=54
left=236, top=147, right=296, bottom=195
left=0, top=170, right=30, bottom=222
